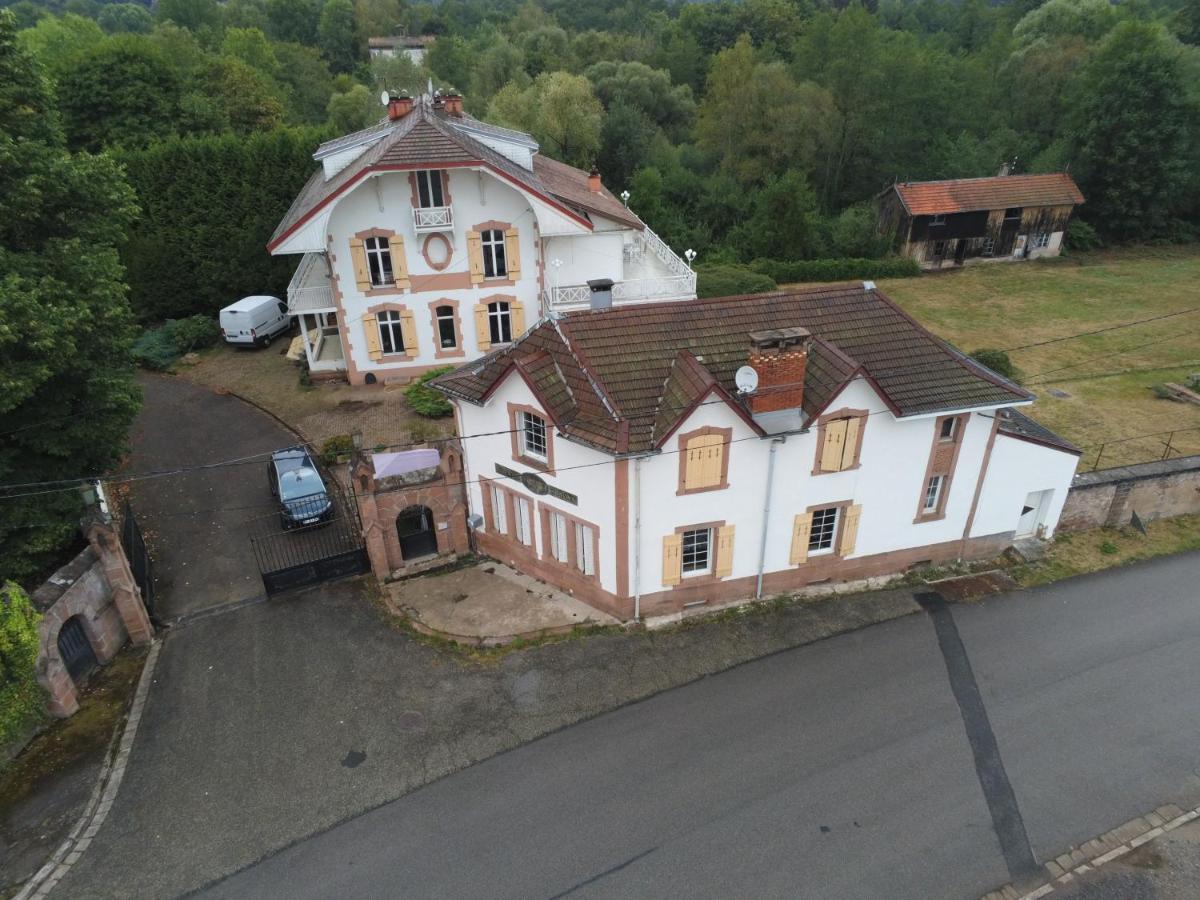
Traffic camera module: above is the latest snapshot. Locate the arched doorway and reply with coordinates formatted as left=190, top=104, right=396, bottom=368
left=396, top=506, right=437, bottom=560
left=58, top=615, right=98, bottom=683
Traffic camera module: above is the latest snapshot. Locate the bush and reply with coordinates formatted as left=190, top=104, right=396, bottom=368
left=1098, top=540, right=1118, bottom=555
left=1064, top=219, right=1102, bottom=252
left=748, top=257, right=921, bottom=284
left=0, top=583, right=44, bottom=749
left=319, top=434, right=355, bottom=465
left=971, top=349, right=1018, bottom=382
left=165, top=315, right=220, bottom=353
left=695, top=264, right=777, bottom=299
left=405, top=366, right=456, bottom=418
left=130, top=327, right=180, bottom=370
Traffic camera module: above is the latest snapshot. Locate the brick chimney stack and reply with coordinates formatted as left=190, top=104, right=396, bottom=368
left=443, top=91, right=464, bottom=116
left=387, top=93, right=414, bottom=121
left=588, top=167, right=602, bottom=193
left=746, top=327, right=811, bottom=415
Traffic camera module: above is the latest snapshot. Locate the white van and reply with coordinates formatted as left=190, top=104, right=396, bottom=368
left=219, top=296, right=291, bottom=347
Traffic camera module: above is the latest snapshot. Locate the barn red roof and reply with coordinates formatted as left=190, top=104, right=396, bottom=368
left=893, top=174, right=1084, bottom=216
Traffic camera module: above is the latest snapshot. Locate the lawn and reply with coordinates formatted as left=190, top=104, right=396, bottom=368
left=877, top=245, right=1200, bottom=470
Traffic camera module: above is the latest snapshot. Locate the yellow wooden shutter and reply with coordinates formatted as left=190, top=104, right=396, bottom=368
left=684, top=440, right=703, bottom=490
left=399, top=308, right=418, bottom=355
left=840, top=504, right=862, bottom=558
left=467, top=231, right=484, bottom=284
left=474, top=303, right=490, bottom=351
left=789, top=512, right=813, bottom=565
left=391, top=236, right=410, bottom=289
left=842, top=416, right=861, bottom=468
left=820, top=419, right=848, bottom=472
left=704, top=436, right=724, bottom=487
left=504, top=227, right=521, bottom=277
left=349, top=238, right=370, bottom=292
left=362, top=314, right=382, bottom=361
left=684, top=433, right=724, bottom=490
left=662, top=534, right=682, bottom=586
left=715, top=524, right=735, bottom=577
left=510, top=301, right=526, bottom=338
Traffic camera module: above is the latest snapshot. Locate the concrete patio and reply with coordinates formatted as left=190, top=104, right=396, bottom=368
left=386, top=562, right=620, bottom=646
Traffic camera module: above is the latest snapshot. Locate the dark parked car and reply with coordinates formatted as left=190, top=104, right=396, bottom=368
left=268, top=447, right=333, bottom=530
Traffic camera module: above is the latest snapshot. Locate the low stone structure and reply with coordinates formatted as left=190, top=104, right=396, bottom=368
left=1059, top=455, right=1200, bottom=531
left=32, top=518, right=154, bottom=717
left=352, top=443, right=471, bottom=579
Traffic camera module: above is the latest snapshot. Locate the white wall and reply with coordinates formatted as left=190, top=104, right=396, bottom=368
left=544, top=233, right=627, bottom=285
left=971, top=432, right=1079, bottom=539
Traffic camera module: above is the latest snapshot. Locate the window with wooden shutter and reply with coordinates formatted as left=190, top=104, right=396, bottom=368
left=662, top=534, right=682, bottom=586
left=679, top=428, right=730, bottom=493
left=715, top=525, right=735, bottom=577
left=504, top=228, right=521, bottom=277
left=349, top=238, right=371, bottom=292
left=820, top=419, right=847, bottom=472
left=362, top=313, right=382, bottom=361
left=399, top=309, right=418, bottom=355
left=843, top=416, right=861, bottom=464
left=509, top=301, right=526, bottom=338
left=391, top=235, right=410, bottom=289
left=467, top=231, right=484, bottom=284
left=840, top=504, right=862, bottom=557
left=473, top=303, right=490, bottom=351
left=789, top=512, right=813, bottom=565
left=815, top=412, right=867, bottom=474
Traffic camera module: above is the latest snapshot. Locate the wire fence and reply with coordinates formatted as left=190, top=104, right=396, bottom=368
left=1083, top=427, right=1200, bottom=472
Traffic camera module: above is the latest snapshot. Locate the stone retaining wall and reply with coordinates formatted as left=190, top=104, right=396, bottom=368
left=1059, top=455, right=1200, bottom=532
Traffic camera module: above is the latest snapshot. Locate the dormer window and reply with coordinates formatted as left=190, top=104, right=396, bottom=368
left=415, top=170, right=445, bottom=208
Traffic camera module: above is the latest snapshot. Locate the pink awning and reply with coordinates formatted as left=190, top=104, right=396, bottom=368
left=372, top=449, right=440, bottom=478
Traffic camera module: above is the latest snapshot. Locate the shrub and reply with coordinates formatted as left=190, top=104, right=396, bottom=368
left=971, top=349, right=1018, bottom=382
left=165, top=315, right=220, bottom=353
left=405, top=366, right=456, bottom=418
left=0, top=583, right=44, bottom=749
left=1064, top=219, right=1102, bottom=252
left=695, top=264, right=777, bottom=299
left=1098, top=540, right=1118, bottom=555
left=130, top=327, right=180, bottom=370
left=749, top=257, right=921, bottom=284
left=319, top=434, right=355, bottom=465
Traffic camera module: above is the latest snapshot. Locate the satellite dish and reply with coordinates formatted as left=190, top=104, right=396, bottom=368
left=735, top=365, right=759, bottom=395
left=380, top=90, right=391, bottom=106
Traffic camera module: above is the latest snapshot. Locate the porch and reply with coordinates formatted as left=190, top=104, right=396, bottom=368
left=287, top=252, right=346, bottom=373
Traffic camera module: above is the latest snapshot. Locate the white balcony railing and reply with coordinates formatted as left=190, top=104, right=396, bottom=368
left=412, top=206, right=453, bottom=232
left=287, top=252, right=336, bottom=313
left=544, top=273, right=697, bottom=311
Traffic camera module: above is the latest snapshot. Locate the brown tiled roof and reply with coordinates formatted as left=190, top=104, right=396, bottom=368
left=894, top=173, right=1084, bottom=216
left=368, top=35, right=434, bottom=48
left=269, top=95, right=639, bottom=250
left=997, top=409, right=1081, bottom=455
left=434, top=284, right=1033, bottom=454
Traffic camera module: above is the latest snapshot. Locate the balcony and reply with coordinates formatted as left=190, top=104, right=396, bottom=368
left=287, top=252, right=336, bottom=313
left=543, top=273, right=697, bottom=311
left=412, top=206, right=453, bottom=233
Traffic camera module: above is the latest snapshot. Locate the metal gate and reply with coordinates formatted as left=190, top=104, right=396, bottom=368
left=250, top=483, right=369, bottom=596
left=58, top=616, right=98, bottom=683
left=121, top=501, right=156, bottom=621
left=397, top=505, right=438, bottom=560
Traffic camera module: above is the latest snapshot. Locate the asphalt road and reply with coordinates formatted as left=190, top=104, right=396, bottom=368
left=200, top=553, right=1200, bottom=900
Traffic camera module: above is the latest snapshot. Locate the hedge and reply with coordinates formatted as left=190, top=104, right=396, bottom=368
left=0, top=583, right=43, bottom=751
left=749, top=257, right=921, bottom=284
left=695, top=265, right=778, bottom=299
left=405, top=366, right=456, bottom=418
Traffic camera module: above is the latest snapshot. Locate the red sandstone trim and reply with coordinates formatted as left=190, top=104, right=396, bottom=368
left=507, top=401, right=556, bottom=474
left=811, top=407, right=869, bottom=475
left=428, top=298, right=465, bottom=360
left=914, top=413, right=969, bottom=523
left=675, top=425, right=732, bottom=496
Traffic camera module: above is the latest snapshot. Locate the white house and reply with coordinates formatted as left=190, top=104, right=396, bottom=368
left=368, top=35, right=435, bottom=64
left=433, top=284, right=1081, bottom=622
left=268, top=91, right=696, bottom=385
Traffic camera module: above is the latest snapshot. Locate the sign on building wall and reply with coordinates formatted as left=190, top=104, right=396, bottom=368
left=494, top=464, right=578, bottom=505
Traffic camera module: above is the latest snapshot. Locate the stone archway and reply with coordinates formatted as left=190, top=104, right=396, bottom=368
left=396, top=506, right=438, bottom=560
left=36, top=581, right=121, bottom=718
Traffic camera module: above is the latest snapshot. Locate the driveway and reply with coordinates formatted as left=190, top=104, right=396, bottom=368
left=127, top=374, right=298, bottom=619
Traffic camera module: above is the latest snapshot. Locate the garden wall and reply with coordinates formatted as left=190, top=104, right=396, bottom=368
left=1059, top=455, right=1200, bottom=531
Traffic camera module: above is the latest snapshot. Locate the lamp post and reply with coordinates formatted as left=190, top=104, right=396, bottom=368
left=684, top=248, right=697, bottom=270
left=620, top=190, right=630, bottom=208
left=550, top=257, right=564, bottom=310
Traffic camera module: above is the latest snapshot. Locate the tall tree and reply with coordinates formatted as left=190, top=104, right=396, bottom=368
left=0, top=11, right=141, bottom=584
left=318, top=0, right=360, bottom=73
left=489, top=71, right=603, bottom=167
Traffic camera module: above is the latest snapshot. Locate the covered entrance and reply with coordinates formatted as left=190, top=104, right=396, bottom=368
left=57, top=616, right=98, bottom=683
left=397, top=505, right=438, bottom=560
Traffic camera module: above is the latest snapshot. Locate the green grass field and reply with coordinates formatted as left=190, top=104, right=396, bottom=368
left=876, top=245, right=1200, bottom=470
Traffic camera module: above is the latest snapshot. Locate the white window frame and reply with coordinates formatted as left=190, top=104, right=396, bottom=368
left=481, top=228, right=508, bottom=278
left=1032, top=232, right=1050, bottom=249
left=364, top=236, right=393, bottom=287
left=414, top=169, right=445, bottom=208
left=491, top=484, right=508, bottom=534
left=930, top=213, right=946, bottom=226
left=520, top=411, right=547, bottom=460
left=681, top=527, right=712, bottom=576
left=513, top=496, right=533, bottom=546
left=488, top=300, right=512, bottom=345
left=924, top=475, right=944, bottom=513
left=808, top=507, right=840, bottom=556
left=377, top=309, right=405, bottom=355
left=549, top=511, right=569, bottom=563
left=435, top=304, right=457, bottom=349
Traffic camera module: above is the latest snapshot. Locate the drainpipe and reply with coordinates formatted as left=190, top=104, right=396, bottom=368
left=755, top=437, right=784, bottom=600
left=633, top=455, right=643, bottom=621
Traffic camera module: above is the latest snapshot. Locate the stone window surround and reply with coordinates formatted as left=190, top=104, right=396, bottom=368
left=537, top=501, right=601, bottom=584
left=671, top=519, right=728, bottom=588
left=472, top=219, right=517, bottom=288
left=811, top=407, right=869, bottom=476
left=408, top=169, right=453, bottom=210
left=914, top=413, right=969, bottom=523
left=353, top=227, right=408, bottom=297
left=365, top=301, right=414, bottom=362
left=507, top=401, right=555, bottom=475
left=428, top=298, right=464, bottom=360
left=479, top=476, right=536, bottom=549
left=676, top=425, right=733, bottom=496
left=804, top=498, right=854, bottom=558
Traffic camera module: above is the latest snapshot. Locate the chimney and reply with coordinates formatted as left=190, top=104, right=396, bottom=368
left=746, top=327, right=811, bottom=415
left=588, top=167, right=602, bottom=193
left=387, top=92, right=414, bottom=121
left=443, top=91, right=463, bottom=116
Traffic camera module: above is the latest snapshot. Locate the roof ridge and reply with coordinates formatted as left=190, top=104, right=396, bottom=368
left=897, top=172, right=1075, bottom=187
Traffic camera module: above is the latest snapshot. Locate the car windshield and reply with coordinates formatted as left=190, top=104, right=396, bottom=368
left=279, top=467, right=323, bottom=501
left=274, top=450, right=311, bottom=475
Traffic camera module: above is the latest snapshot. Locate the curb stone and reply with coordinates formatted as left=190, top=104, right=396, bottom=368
left=16, top=639, right=163, bottom=900
left=981, top=802, right=1200, bottom=900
